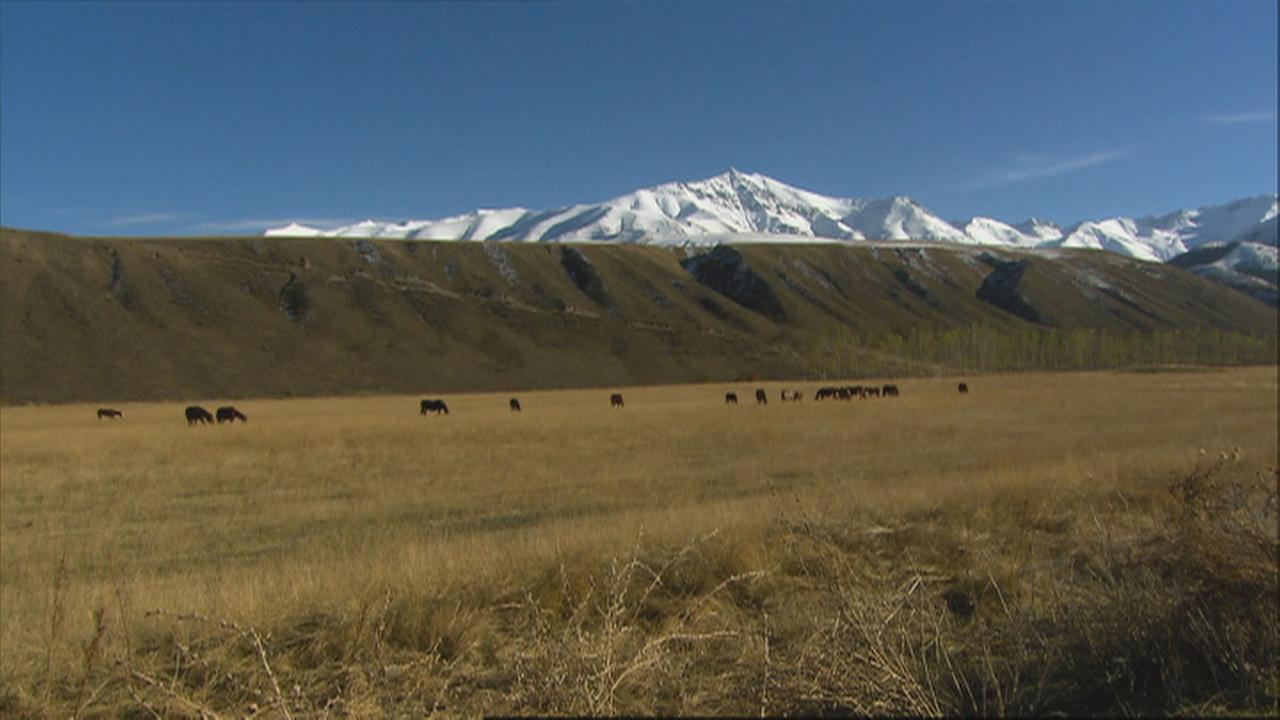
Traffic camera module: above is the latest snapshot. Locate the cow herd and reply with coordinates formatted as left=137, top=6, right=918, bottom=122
left=726, top=388, right=804, bottom=405
left=813, top=384, right=901, bottom=400
left=184, top=405, right=247, bottom=425
left=94, top=405, right=248, bottom=424
left=416, top=381, right=974, bottom=416
left=94, top=382, right=972, bottom=425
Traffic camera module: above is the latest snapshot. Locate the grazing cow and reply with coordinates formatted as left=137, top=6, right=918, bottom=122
left=882, top=384, right=899, bottom=397
left=185, top=406, right=214, bottom=426
left=96, top=408, right=123, bottom=420
left=815, top=387, right=836, bottom=401
left=510, top=398, right=522, bottom=412
left=216, top=406, right=248, bottom=423
left=610, top=393, right=624, bottom=408
left=755, top=389, right=768, bottom=405
left=725, top=392, right=738, bottom=405
left=791, top=390, right=803, bottom=402
left=420, top=399, right=449, bottom=415
left=865, top=387, right=881, bottom=398
left=958, top=382, right=969, bottom=394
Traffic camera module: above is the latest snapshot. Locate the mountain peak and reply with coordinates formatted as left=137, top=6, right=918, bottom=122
left=713, top=167, right=768, bottom=188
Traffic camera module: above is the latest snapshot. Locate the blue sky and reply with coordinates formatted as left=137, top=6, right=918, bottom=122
left=1, top=0, right=1276, bottom=236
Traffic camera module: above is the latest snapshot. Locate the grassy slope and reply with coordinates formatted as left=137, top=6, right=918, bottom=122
left=2, top=228, right=1274, bottom=404
left=0, top=369, right=1276, bottom=715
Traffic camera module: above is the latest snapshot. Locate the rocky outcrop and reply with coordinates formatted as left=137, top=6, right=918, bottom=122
left=976, top=254, right=1041, bottom=323
left=680, top=246, right=785, bottom=321
left=559, top=246, right=611, bottom=308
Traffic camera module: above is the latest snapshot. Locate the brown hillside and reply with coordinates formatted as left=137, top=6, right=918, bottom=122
left=1, top=227, right=1274, bottom=404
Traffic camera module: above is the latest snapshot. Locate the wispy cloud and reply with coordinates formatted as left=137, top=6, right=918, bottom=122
left=965, top=149, right=1129, bottom=191
left=1203, top=111, right=1277, bottom=125
left=107, top=212, right=194, bottom=226
left=190, top=217, right=356, bottom=233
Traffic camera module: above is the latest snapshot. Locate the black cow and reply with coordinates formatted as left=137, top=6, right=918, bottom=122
left=882, top=384, right=899, bottom=397
left=510, top=398, right=522, bottom=412
left=790, top=390, right=803, bottom=402
left=610, top=393, right=624, bottom=408
left=216, top=406, right=247, bottom=423
left=755, top=389, right=768, bottom=405
left=96, top=408, right=123, bottom=420
left=816, top=386, right=854, bottom=400
left=725, top=392, right=738, bottom=405
left=420, top=399, right=449, bottom=415
left=185, top=406, right=214, bottom=426
left=958, top=382, right=969, bottom=394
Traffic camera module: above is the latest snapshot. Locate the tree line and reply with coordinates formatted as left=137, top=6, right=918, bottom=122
left=812, top=325, right=1279, bottom=378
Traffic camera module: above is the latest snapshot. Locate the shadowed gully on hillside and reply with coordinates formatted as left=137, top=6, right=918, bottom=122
left=0, top=227, right=1274, bottom=404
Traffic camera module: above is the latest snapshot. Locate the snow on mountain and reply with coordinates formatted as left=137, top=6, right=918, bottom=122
left=842, top=196, right=971, bottom=244
left=1014, top=218, right=1065, bottom=243
left=1050, top=195, right=1279, bottom=262
left=961, top=217, right=1049, bottom=248
left=1058, top=218, right=1175, bottom=262
left=266, top=170, right=966, bottom=247
left=264, top=222, right=326, bottom=238
left=1220, top=241, right=1279, bottom=274
left=263, top=170, right=1277, bottom=266
left=1151, top=195, right=1278, bottom=247
left=1172, top=240, right=1280, bottom=307
left=1228, top=214, right=1279, bottom=246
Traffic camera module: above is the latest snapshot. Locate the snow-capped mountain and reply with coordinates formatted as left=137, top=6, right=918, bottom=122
left=265, top=170, right=1277, bottom=264
left=960, top=217, right=1052, bottom=248
left=1052, top=195, right=1279, bottom=262
left=1169, top=237, right=1279, bottom=307
left=266, top=170, right=970, bottom=245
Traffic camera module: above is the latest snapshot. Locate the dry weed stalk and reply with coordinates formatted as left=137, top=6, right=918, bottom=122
left=514, top=528, right=764, bottom=715
left=128, top=668, right=222, bottom=719
left=140, top=608, right=298, bottom=719
left=759, top=607, right=771, bottom=717
left=249, top=628, right=291, bottom=720
left=772, top=509, right=966, bottom=716
left=71, top=606, right=110, bottom=719
left=122, top=670, right=165, bottom=720
left=43, top=552, right=69, bottom=708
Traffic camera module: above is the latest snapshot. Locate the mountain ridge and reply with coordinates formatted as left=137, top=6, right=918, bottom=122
left=2, top=226, right=1275, bottom=404
left=265, top=170, right=1278, bottom=265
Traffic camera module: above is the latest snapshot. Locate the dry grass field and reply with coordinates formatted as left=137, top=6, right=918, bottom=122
left=1, top=367, right=1277, bottom=716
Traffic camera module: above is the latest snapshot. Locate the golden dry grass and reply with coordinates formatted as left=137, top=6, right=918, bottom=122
left=1, top=367, right=1277, bottom=716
